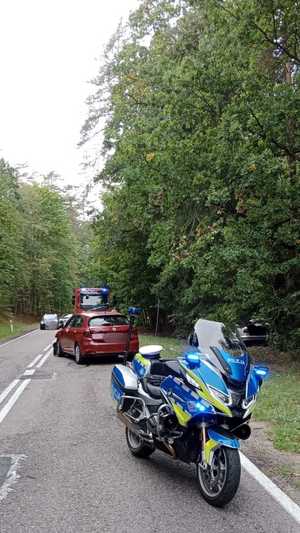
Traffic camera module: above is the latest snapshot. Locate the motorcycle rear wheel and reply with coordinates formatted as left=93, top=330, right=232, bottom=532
left=196, top=447, right=241, bottom=507
left=125, top=427, right=154, bottom=458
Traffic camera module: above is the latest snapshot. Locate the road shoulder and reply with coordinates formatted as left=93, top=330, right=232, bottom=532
left=242, top=420, right=300, bottom=505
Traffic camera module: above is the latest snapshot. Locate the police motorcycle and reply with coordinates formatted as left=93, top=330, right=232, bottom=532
left=111, top=317, right=269, bottom=507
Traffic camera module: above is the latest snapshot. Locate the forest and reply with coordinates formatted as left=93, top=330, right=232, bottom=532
left=1, top=0, right=299, bottom=349
left=0, top=159, right=92, bottom=317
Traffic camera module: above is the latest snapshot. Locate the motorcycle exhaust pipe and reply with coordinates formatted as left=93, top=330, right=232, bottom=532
left=154, top=439, right=176, bottom=458
left=117, top=411, right=153, bottom=444
left=233, top=424, right=251, bottom=440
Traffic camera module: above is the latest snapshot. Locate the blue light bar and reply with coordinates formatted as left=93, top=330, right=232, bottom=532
left=100, top=287, right=110, bottom=294
left=187, top=399, right=215, bottom=415
left=185, top=351, right=200, bottom=364
left=128, top=307, right=142, bottom=316
left=255, top=369, right=267, bottom=376
left=195, top=401, right=207, bottom=412
left=254, top=365, right=270, bottom=379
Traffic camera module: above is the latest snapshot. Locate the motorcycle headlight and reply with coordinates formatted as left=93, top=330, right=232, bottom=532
left=208, top=386, right=231, bottom=406
left=186, top=373, right=201, bottom=389
left=242, top=395, right=256, bottom=409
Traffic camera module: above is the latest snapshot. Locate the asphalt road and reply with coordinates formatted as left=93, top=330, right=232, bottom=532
left=0, top=330, right=299, bottom=533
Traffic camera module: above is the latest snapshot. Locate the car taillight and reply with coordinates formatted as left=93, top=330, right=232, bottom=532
left=83, top=329, right=92, bottom=338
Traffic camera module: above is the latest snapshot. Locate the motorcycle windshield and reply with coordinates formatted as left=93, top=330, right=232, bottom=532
left=194, top=319, right=250, bottom=383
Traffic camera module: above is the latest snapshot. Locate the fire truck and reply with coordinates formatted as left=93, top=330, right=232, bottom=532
left=72, top=287, right=111, bottom=313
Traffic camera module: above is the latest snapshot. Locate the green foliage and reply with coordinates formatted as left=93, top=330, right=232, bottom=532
left=0, top=159, right=23, bottom=313
left=82, top=0, right=300, bottom=346
left=0, top=158, right=81, bottom=316
left=20, top=184, right=78, bottom=314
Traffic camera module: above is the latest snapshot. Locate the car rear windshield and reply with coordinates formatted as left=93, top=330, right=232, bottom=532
left=89, top=316, right=129, bottom=327
left=44, top=314, right=57, bottom=319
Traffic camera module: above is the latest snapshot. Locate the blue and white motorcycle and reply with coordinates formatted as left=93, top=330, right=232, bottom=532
left=111, top=319, right=269, bottom=507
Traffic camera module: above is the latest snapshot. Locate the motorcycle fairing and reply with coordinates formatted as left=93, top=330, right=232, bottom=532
left=111, top=380, right=123, bottom=402
left=215, top=348, right=250, bottom=383
left=245, top=365, right=269, bottom=400
left=183, top=356, right=228, bottom=394
left=246, top=367, right=260, bottom=399
left=204, top=438, right=219, bottom=465
left=132, top=353, right=151, bottom=378
left=207, top=427, right=240, bottom=451
left=172, top=403, right=192, bottom=426
left=161, top=375, right=216, bottom=427
left=179, top=360, right=232, bottom=417
left=203, top=428, right=240, bottom=466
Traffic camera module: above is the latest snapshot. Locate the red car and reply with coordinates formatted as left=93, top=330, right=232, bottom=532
left=53, top=310, right=139, bottom=364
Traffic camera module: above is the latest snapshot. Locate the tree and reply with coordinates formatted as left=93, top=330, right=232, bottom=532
left=0, top=159, right=23, bottom=315
left=82, top=0, right=300, bottom=346
left=19, top=183, right=79, bottom=314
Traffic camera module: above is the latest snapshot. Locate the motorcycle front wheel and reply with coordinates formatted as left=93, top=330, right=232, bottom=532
left=196, top=447, right=241, bottom=507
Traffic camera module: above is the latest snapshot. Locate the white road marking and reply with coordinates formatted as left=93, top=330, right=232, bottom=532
left=43, top=343, right=52, bottom=352
left=240, top=452, right=300, bottom=525
left=27, top=352, right=44, bottom=368
left=0, top=380, right=31, bottom=425
left=0, top=455, right=26, bottom=502
left=23, top=369, right=36, bottom=376
left=0, top=329, right=38, bottom=349
left=0, top=380, right=19, bottom=407
left=0, top=345, right=51, bottom=424
left=36, top=349, right=52, bottom=369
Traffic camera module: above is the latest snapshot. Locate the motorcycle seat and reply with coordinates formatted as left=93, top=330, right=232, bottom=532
left=143, top=375, right=165, bottom=399
left=149, top=359, right=180, bottom=378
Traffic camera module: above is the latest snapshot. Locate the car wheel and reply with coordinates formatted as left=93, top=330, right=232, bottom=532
left=53, top=341, right=63, bottom=357
left=74, top=343, right=84, bottom=365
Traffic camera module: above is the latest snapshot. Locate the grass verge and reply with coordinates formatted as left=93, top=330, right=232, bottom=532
left=254, top=369, right=300, bottom=454
left=139, top=333, right=183, bottom=358
left=0, top=320, right=37, bottom=342
left=140, top=333, right=300, bottom=454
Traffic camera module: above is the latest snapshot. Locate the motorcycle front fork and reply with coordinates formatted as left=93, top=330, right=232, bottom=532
left=200, top=422, right=219, bottom=468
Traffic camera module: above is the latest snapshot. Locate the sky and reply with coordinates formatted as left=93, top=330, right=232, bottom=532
left=0, top=0, right=139, bottom=198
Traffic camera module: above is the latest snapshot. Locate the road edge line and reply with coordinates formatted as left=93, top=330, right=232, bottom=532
left=240, top=452, right=300, bottom=524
